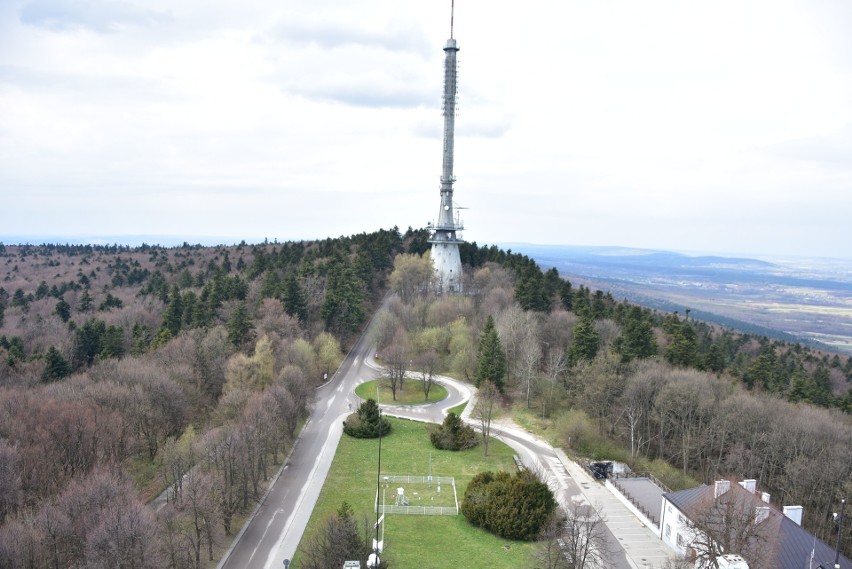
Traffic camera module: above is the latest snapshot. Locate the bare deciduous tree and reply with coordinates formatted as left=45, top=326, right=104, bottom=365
left=0, top=439, right=22, bottom=523
left=388, top=252, right=434, bottom=302
left=160, top=426, right=197, bottom=507
left=86, top=500, right=162, bottom=569
left=682, top=483, right=779, bottom=569
left=533, top=520, right=572, bottom=569
left=539, top=345, right=567, bottom=419
left=518, top=319, right=542, bottom=409
left=496, top=304, right=526, bottom=386
left=416, top=349, right=440, bottom=401
left=656, top=370, right=722, bottom=475
left=573, top=352, right=625, bottom=437
left=382, top=331, right=410, bottom=401
left=549, top=501, right=613, bottom=569
left=474, top=380, right=500, bottom=457
left=619, top=361, right=666, bottom=458
left=177, top=470, right=220, bottom=568
left=659, top=556, right=693, bottom=569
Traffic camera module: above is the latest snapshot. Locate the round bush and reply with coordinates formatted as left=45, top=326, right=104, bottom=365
left=343, top=398, right=391, bottom=439
left=461, top=469, right=556, bottom=541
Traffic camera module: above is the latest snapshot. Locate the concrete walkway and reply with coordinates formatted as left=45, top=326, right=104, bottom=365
left=554, top=448, right=674, bottom=569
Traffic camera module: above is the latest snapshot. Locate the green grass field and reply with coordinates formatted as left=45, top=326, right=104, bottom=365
left=355, top=379, right=449, bottom=405
left=292, top=417, right=536, bottom=568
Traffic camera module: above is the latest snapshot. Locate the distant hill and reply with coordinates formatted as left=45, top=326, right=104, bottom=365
left=503, top=243, right=852, bottom=354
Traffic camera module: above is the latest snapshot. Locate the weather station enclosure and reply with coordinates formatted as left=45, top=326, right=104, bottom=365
left=375, top=475, right=459, bottom=516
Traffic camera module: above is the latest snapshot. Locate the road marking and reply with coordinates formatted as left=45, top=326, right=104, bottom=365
left=248, top=508, right=285, bottom=563
left=264, top=416, right=346, bottom=569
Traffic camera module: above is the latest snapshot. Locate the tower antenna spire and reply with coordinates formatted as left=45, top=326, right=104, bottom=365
left=429, top=0, right=464, bottom=294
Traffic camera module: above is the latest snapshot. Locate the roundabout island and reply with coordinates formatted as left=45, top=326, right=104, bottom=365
left=354, top=379, right=449, bottom=406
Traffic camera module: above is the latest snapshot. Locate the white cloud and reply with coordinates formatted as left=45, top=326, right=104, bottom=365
left=0, top=0, right=850, bottom=258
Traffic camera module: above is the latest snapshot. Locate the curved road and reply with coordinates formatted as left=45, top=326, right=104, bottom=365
left=219, top=305, right=670, bottom=569
left=375, top=372, right=639, bottom=569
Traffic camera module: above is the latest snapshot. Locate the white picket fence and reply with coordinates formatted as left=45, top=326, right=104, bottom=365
left=374, top=475, right=459, bottom=516
left=377, top=504, right=458, bottom=516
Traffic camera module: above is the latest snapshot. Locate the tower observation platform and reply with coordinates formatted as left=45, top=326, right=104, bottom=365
left=428, top=17, right=464, bottom=293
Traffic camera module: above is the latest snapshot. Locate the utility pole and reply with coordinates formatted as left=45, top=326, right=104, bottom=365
left=834, top=499, right=846, bottom=569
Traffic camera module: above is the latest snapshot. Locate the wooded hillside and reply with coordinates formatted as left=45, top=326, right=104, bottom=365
left=0, top=230, right=849, bottom=565
left=0, top=229, right=415, bottom=568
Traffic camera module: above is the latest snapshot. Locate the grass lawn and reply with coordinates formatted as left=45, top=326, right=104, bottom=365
left=446, top=401, right=467, bottom=416
left=511, top=401, right=560, bottom=447
left=292, top=417, right=536, bottom=568
left=356, top=379, right=448, bottom=405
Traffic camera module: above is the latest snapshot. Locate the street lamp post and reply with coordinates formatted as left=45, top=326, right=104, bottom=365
left=370, top=407, right=383, bottom=568
left=834, top=499, right=846, bottom=569
left=819, top=499, right=847, bottom=569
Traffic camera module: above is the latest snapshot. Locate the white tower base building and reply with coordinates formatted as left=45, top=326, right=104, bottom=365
left=431, top=238, right=462, bottom=293
left=428, top=10, right=464, bottom=294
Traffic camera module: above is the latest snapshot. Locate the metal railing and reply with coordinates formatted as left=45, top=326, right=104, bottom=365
left=382, top=475, right=455, bottom=484
left=612, top=471, right=671, bottom=493
left=377, top=505, right=458, bottom=516
left=612, top=479, right=657, bottom=525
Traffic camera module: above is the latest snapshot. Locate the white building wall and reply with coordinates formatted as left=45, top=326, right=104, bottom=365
left=431, top=241, right=462, bottom=293
left=660, top=497, right=698, bottom=557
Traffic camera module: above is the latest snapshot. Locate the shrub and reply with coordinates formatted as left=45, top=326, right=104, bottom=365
left=343, top=398, right=391, bottom=439
left=554, top=409, right=627, bottom=460
left=429, top=412, right=478, bottom=451
left=461, top=470, right=556, bottom=541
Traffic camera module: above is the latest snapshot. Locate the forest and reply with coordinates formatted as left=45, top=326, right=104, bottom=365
left=0, top=229, right=850, bottom=567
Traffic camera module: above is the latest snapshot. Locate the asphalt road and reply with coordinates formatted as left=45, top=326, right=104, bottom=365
left=218, top=304, right=664, bottom=569
left=218, top=314, right=381, bottom=569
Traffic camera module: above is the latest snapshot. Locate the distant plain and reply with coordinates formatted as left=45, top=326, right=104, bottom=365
left=508, top=244, right=852, bottom=354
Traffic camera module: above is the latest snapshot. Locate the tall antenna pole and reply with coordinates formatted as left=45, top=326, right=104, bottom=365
left=428, top=0, right=464, bottom=294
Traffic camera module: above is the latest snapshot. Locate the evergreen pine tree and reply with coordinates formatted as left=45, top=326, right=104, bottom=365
left=160, top=285, right=184, bottom=337
left=810, top=365, right=833, bottom=406
left=475, top=315, right=507, bottom=392
left=664, top=317, right=699, bottom=368
left=282, top=272, right=308, bottom=322
left=515, top=268, right=551, bottom=312
left=54, top=297, right=72, bottom=322
left=614, top=306, right=657, bottom=362
left=73, top=318, right=106, bottom=367
left=78, top=290, right=93, bottom=312
left=321, top=258, right=365, bottom=334
left=227, top=301, right=254, bottom=348
left=568, top=316, right=600, bottom=366
left=559, top=280, right=573, bottom=310
left=42, top=346, right=71, bottom=381
left=260, top=269, right=281, bottom=299
left=100, top=325, right=125, bottom=359
left=703, top=342, right=726, bottom=374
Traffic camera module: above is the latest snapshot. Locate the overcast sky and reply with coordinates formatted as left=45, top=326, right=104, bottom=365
left=1, top=0, right=851, bottom=258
